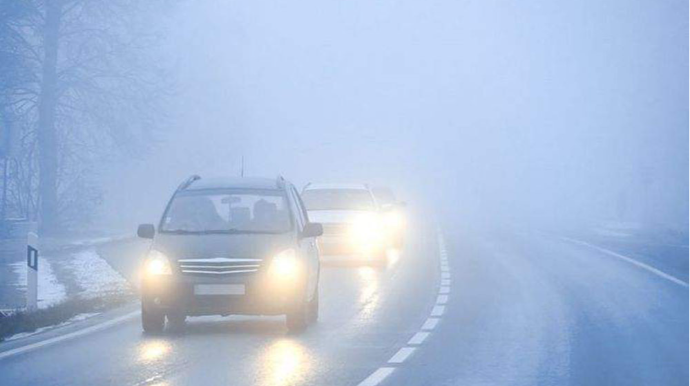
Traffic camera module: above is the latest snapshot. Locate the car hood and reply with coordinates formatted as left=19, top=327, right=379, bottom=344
left=307, top=210, right=375, bottom=224
left=151, top=232, right=294, bottom=261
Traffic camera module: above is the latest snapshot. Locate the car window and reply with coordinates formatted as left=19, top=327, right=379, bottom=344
left=372, top=187, right=396, bottom=205
left=301, top=189, right=375, bottom=211
left=160, top=189, right=292, bottom=234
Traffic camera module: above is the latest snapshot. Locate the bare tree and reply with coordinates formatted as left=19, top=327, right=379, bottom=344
left=2, top=0, right=172, bottom=234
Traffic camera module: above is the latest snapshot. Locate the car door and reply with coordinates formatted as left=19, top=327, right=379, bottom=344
left=288, top=185, right=319, bottom=299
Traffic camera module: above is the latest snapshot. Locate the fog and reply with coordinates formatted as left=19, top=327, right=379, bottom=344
left=98, top=0, right=687, bottom=232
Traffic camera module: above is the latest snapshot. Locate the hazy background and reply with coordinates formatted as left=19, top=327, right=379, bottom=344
left=98, top=0, right=688, bottom=232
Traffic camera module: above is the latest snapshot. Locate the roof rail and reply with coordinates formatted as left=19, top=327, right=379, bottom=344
left=276, top=175, right=286, bottom=188
left=177, top=175, right=201, bottom=191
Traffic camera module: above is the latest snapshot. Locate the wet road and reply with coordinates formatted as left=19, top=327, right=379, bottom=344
left=0, top=222, right=687, bottom=386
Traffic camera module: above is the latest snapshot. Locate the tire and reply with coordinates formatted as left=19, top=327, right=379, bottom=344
left=142, top=304, right=164, bottom=334
left=307, top=287, right=319, bottom=324
left=167, top=312, right=186, bottom=332
left=285, top=300, right=309, bottom=334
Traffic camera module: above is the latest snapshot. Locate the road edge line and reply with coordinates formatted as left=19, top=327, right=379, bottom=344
left=0, top=311, right=139, bottom=361
left=561, top=236, right=688, bottom=289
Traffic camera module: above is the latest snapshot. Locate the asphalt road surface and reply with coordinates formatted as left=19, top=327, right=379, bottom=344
left=0, top=220, right=687, bottom=386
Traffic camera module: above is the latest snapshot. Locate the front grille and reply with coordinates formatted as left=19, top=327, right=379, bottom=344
left=321, top=223, right=350, bottom=236
left=178, top=257, right=262, bottom=275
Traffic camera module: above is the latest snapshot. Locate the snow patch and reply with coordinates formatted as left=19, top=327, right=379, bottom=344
left=11, top=258, right=67, bottom=308
left=69, top=234, right=130, bottom=247
left=67, top=248, right=129, bottom=297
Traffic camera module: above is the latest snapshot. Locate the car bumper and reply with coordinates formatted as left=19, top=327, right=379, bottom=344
left=141, top=273, right=303, bottom=316
left=317, top=235, right=386, bottom=257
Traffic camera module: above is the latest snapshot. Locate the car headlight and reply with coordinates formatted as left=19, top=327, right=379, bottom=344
left=145, top=250, right=172, bottom=275
left=349, top=213, right=384, bottom=243
left=269, top=248, right=300, bottom=278
left=384, top=210, right=405, bottom=230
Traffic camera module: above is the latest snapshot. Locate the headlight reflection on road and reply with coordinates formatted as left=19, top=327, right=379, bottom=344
left=139, top=340, right=171, bottom=363
left=260, top=340, right=311, bottom=386
left=357, top=267, right=380, bottom=320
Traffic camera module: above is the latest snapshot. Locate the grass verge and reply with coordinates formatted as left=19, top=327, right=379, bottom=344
left=0, top=293, right=135, bottom=342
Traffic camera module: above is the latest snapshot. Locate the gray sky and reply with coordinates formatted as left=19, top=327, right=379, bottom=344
left=100, top=0, right=688, bottom=230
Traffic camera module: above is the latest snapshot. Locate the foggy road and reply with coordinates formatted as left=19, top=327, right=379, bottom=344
left=0, top=222, right=687, bottom=386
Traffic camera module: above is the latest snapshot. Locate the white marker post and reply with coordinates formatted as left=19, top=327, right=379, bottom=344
left=27, top=232, right=39, bottom=311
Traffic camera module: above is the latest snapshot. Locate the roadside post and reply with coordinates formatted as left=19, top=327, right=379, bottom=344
left=27, top=232, right=39, bottom=311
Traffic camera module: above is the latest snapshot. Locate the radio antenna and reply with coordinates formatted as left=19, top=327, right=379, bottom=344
left=240, top=156, right=245, bottom=177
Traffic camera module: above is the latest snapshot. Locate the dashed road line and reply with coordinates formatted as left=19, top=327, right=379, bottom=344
left=388, top=347, right=416, bottom=363
left=430, top=305, right=445, bottom=316
left=421, top=317, right=440, bottom=330
left=357, top=229, right=451, bottom=386
left=407, top=331, right=430, bottom=345
left=357, top=367, right=396, bottom=386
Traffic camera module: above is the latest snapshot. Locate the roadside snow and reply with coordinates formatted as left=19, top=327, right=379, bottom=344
left=9, top=246, right=129, bottom=309
left=67, top=248, right=129, bottom=297
left=68, top=234, right=131, bottom=247
left=11, top=258, right=66, bottom=308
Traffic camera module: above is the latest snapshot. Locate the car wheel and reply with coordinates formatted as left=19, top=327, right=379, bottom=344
left=167, top=312, right=186, bottom=332
left=142, top=304, right=164, bottom=334
left=286, top=295, right=309, bottom=333
left=307, top=287, right=319, bottom=324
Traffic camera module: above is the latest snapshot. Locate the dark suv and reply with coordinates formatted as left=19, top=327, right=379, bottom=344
left=137, top=175, right=322, bottom=333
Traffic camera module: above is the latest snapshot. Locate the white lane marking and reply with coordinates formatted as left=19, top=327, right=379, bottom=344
left=562, top=237, right=689, bottom=289
left=440, top=266, right=449, bottom=272
left=408, top=331, right=430, bottom=345
left=388, top=347, right=416, bottom=363
left=441, top=272, right=450, bottom=279
left=421, top=317, right=440, bottom=330
left=0, top=311, right=139, bottom=361
left=439, top=286, right=450, bottom=294
left=357, top=367, right=396, bottom=386
left=431, top=305, right=445, bottom=316
left=441, top=279, right=451, bottom=286
left=436, top=295, right=449, bottom=304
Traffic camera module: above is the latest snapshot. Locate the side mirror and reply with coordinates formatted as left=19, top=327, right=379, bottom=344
left=137, top=224, right=155, bottom=239
left=301, top=222, right=323, bottom=238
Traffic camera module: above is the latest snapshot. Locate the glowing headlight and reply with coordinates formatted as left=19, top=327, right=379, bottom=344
left=145, top=250, right=172, bottom=275
left=384, top=211, right=405, bottom=230
left=269, top=248, right=300, bottom=278
left=349, top=213, right=384, bottom=243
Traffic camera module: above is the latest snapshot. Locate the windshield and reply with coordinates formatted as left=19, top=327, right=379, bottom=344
left=301, top=189, right=375, bottom=211
left=372, top=187, right=396, bottom=205
left=160, top=189, right=292, bottom=234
